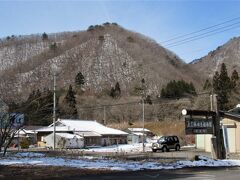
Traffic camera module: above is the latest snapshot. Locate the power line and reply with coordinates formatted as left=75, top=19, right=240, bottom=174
left=166, top=24, right=240, bottom=48
left=78, top=98, right=192, bottom=111
left=161, top=16, right=240, bottom=44
left=164, top=21, right=240, bottom=47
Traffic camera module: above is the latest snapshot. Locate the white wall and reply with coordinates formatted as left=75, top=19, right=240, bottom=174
left=44, top=134, right=84, bottom=149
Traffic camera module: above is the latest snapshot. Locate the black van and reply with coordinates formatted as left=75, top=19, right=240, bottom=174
left=152, top=136, right=180, bottom=152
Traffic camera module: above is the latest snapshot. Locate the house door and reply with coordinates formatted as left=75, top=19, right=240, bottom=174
left=227, top=128, right=236, bottom=153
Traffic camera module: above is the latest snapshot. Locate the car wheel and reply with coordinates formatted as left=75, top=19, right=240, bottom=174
left=175, top=145, right=180, bottom=151
left=162, top=146, right=168, bottom=152
left=152, top=149, right=157, bottom=152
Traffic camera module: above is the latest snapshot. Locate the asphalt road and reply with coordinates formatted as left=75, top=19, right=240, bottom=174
left=64, top=167, right=240, bottom=180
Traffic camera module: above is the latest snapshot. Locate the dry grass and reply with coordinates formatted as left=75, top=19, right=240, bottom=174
left=108, top=121, right=184, bottom=136
left=108, top=121, right=195, bottom=145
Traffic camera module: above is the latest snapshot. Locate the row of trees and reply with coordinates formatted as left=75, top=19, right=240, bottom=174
left=161, top=80, right=196, bottom=98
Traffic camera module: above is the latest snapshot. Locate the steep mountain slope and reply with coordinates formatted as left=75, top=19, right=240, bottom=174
left=0, top=23, right=199, bottom=102
left=190, top=37, right=240, bottom=79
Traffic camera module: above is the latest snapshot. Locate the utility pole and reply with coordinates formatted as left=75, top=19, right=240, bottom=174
left=53, top=71, right=56, bottom=150
left=103, top=106, right=106, bottom=125
left=213, top=94, right=224, bottom=159
left=210, top=94, right=214, bottom=111
left=142, top=97, right=145, bottom=152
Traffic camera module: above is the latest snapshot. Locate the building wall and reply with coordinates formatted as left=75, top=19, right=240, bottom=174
left=236, top=123, right=240, bottom=152
left=196, top=118, right=240, bottom=153
left=44, top=134, right=84, bottom=149
left=84, top=137, right=101, bottom=147
left=196, top=134, right=213, bottom=152
left=101, top=135, right=127, bottom=146
left=222, top=118, right=237, bottom=153
left=196, top=135, right=205, bottom=150
left=227, top=128, right=236, bottom=153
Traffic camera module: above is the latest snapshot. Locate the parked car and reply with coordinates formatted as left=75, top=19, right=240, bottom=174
left=152, top=136, right=180, bottom=152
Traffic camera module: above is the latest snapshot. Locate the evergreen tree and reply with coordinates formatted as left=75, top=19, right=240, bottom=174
left=42, top=32, right=48, bottom=41
left=231, top=69, right=239, bottom=81
left=115, top=82, right=121, bottom=97
left=189, top=82, right=196, bottom=95
left=212, top=63, right=232, bottom=110
left=203, top=79, right=212, bottom=90
left=65, top=85, right=76, bottom=106
left=160, top=80, right=196, bottom=98
left=109, top=82, right=121, bottom=98
left=231, top=69, right=239, bottom=88
left=160, top=88, right=166, bottom=98
left=213, top=71, right=220, bottom=92
left=64, top=85, right=77, bottom=118
left=113, top=82, right=121, bottom=98
left=110, top=87, right=115, bottom=98
left=75, top=72, right=85, bottom=87
left=145, top=95, right=152, bottom=105
left=49, top=42, right=57, bottom=51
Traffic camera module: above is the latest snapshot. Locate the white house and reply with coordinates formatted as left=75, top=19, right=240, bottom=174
left=126, top=128, right=153, bottom=144
left=36, top=119, right=128, bottom=147
left=44, top=133, right=84, bottom=149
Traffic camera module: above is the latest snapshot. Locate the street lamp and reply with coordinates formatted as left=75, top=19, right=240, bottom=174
left=53, top=70, right=56, bottom=150
left=141, top=78, right=145, bottom=153
left=51, top=63, right=58, bottom=150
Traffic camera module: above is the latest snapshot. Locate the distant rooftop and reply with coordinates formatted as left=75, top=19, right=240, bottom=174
left=127, top=128, right=150, bottom=132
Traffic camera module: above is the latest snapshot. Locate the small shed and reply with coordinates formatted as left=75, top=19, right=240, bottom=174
left=127, top=132, right=145, bottom=144
left=44, top=133, right=84, bottom=149
left=126, top=128, right=154, bottom=144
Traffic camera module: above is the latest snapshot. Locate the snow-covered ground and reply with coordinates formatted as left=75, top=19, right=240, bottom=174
left=84, top=143, right=152, bottom=153
left=1, top=152, right=240, bottom=171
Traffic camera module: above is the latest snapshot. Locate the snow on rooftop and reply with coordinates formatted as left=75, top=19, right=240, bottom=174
left=36, top=126, right=72, bottom=132
left=55, top=133, right=83, bottom=139
left=59, top=119, right=128, bottom=135
left=132, top=132, right=144, bottom=136
left=76, top=131, right=102, bottom=137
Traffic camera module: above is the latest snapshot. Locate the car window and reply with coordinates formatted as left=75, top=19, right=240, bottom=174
left=173, top=136, right=178, bottom=142
left=158, top=137, right=166, bottom=143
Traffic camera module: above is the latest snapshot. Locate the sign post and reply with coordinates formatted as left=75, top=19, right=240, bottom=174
left=182, top=109, right=225, bottom=159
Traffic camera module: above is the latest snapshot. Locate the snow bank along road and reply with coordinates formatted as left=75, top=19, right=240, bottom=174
left=1, top=152, right=240, bottom=171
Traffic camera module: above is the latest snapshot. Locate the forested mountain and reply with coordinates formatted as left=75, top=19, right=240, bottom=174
left=0, top=23, right=200, bottom=103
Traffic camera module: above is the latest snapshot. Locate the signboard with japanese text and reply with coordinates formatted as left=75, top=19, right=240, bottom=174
left=185, top=117, right=214, bottom=134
